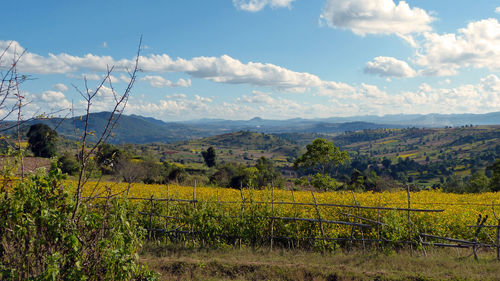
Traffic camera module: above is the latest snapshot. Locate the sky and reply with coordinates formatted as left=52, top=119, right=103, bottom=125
left=1, top=0, right=500, bottom=121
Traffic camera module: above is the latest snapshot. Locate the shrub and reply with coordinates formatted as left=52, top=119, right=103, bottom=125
left=57, top=152, right=79, bottom=175
left=0, top=165, right=157, bottom=280
left=310, top=173, right=340, bottom=191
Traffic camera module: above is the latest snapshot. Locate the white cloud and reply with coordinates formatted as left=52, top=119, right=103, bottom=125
left=233, top=0, right=294, bottom=12
left=320, top=0, right=433, bottom=36
left=123, top=74, right=500, bottom=120
left=140, top=54, right=324, bottom=91
left=496, top=7, right=500, bottom=14
left=127, top=94, right=214, bottom=119
left=237, top=90, right=277, bottom=104
left=416, top=18, right=500, bottom=75
left=52, top=83, right=68, bottom=92
left=1, top=40, right=342, bottom=93
left=364, top=56, right=416, bottom=77
left=66, top=73, right=101, bottom=80
left=165, top=93, right=188, bottom=100
left=38, top=90, right=72, bottom=111
left=140, top=75, right=192, bottom=88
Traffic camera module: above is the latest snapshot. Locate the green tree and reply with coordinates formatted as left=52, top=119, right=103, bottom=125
left=254, top=156, right=281, bottom=187
left=95, top=143, right=122, bottom=174
left=57, top=152, right=79, bottom=175
left=27, top=123, right=58, bottom=158
left=466, top=171, right=490, bottom=193
left=488, top=159, right=500, bottom=192
left=294, top=138, right=349, bottom=174
left=202, top=146, right=217, bottom=167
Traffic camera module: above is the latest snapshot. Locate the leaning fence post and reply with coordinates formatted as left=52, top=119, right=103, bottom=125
left=377, top=198, right=381, bottom=250
left=291, top=187, right=299, bottom=249
left=472, top=214, right=488, bottom=261
left=270, top=184, right=275, bottom=251
left=166, top=183, right=170, bottom=232
left=311, top=191, right=326, bottom=254
left=149, top=195, right=154, bottom=239
left=191, top=183, right=197, bottom=246
left=239, top=183, right=244, bottom=249
left=492, top=202, right=500, bottom=261
left=407, top=184, right=413, bottom=252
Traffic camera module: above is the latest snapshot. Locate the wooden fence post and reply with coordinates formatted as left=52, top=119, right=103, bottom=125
left=239, top=183, right=244, bottom=249
left=270, top=185, right=275, bottom=251
left=311, top=191, right=326, bottom=254
left=149, top=195, right=154, bottom=239
left=166, top=183, right=170, bottom=231
left=291, top=187, right=299, bottom=249
left=472, top=214, right=488, bottom=261
left=407, top=185, right=413, bottom=252
left=492, top=202, right=499, bottom=261
left=191, top=183, right=196, bottom=246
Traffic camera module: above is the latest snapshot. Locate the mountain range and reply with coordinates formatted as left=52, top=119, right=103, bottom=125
left=9, top=111, right=500, bottom=144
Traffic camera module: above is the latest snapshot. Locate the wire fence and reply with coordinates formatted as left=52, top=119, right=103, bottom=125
left=85, top=184, right=500, bottom=260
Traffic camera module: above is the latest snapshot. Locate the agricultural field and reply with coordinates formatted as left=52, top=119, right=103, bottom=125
left=80, top=180, right=500, bottom=244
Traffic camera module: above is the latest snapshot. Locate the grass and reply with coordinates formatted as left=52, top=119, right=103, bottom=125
left=141, top=242, right=500, bottom=281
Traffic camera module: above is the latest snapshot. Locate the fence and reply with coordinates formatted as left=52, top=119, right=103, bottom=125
left=86, top=184, right=500, bottom=260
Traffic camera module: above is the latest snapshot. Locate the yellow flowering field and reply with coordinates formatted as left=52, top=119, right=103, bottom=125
left=77, top=180, right=500, bottom=243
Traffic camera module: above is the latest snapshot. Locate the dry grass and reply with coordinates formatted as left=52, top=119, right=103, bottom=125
left=0, top=156, right=51, bottom=174
left=141, top=243, right=500, bottom=281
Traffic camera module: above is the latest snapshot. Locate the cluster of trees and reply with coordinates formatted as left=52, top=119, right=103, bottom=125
left=55, top=142, right=282, bottom=189
left=442, top=160, right=500, bottom=193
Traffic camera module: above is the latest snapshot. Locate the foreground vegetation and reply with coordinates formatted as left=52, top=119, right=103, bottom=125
left=0, top=164, right=157, bottom=280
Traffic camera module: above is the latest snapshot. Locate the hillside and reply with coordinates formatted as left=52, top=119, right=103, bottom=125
left=161, top=131, right=300, bottom=167
left=152, top=125, right=500, bottom=187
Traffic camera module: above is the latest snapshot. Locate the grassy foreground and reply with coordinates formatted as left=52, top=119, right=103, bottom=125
left=141, top=243, right=500, bottom=281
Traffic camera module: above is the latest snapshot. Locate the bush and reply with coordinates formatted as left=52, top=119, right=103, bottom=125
left=310, top=173, right=340, bottom=191
left=57, top=152, right=79, bottom=175
left=0, top=165, right=157, bottom=280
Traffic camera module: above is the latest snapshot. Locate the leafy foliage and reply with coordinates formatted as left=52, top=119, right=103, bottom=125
left=294, top=138, right=349, bottom=174
left=57, top=152, right=79, bottom=175
left=0, top=166, right=156, bottom=280
left=27, top=123, right=58, bottom=158
left=201, top=146, right=217, bottom=167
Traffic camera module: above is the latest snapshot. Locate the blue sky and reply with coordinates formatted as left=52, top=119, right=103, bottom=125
left=1, top=0, right=500, bottom=121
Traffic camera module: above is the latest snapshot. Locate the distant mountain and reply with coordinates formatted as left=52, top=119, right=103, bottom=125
left=318, top=111, right=500, bottom=127
left=6, top=110, right=500, bottom=144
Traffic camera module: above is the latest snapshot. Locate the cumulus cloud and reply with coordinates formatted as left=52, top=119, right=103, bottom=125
left=364, top=56, right=416, bottom=77
left=66, top=73, right=101, bottom=80
left=237, top=90, right=277, bottom=104
left=165, top=93, right=188, bottom=100
left=317, top=81, right=356, bottom=98
left=0, top=40, right=342, bottom=93
left=127, top=94, right=214, bottom=119
left=123, top=74, right=500, bottom=120
left=320, top=0, right=433, bottom=36
left=140, top=54, right=324, bottom=91
left=416, top=18, right=500, bottom=76
left=140, top=75, right=191, bottom=88
left=233, top=0, right=294, bottom=12
left=496, top=7, right=500, bottom=14
left=37, top=90, right=72, bottom=111
left=52, top=83, right=68, bottom=92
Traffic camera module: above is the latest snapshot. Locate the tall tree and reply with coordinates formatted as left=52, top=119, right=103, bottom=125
left=488, top=159, right=500, bottom=192
left=294, top=138, right=349, bottom=174
left=27, top=123, right=58, bottom=158
left=202, top=146, right=217, bottom=167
